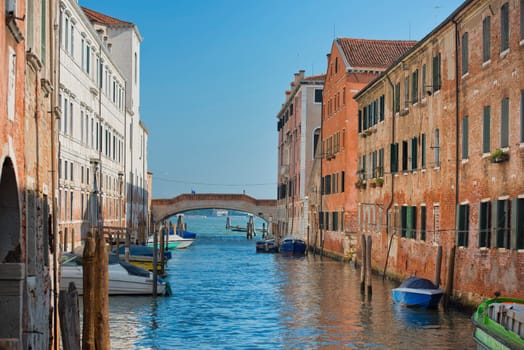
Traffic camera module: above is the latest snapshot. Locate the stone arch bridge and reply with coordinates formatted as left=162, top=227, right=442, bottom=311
left=151, top=193, right=277, bottom=224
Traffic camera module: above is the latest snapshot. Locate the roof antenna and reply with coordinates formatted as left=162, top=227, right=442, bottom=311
left=333, top=24, right=336, bottom=40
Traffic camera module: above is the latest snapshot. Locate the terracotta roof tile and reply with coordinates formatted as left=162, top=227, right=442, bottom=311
left=336, top=38, right=417, bottom=71
left=303, top=74, right=326, bottom=82
left=81, top=7, right=133, bottom=26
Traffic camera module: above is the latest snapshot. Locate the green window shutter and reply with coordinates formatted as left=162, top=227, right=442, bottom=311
left=517, top=198, right=524, bottom=249
left=501, top=3, right=509, bottom=52
left=411, top=137, right=418, bottom=170
left=483, top=106, right=491, bottom=153
left=491, top=200, right=499, bottom=248
left=521, top=90, right=524, bottom=142
left=412, top=206, right=417, bottom=239
left=462, top=116, right=469, bottom=159
left=462, top=32, right=469, bottom=75
left=421, top=134, right=426, bottom=168
left=501, top=98, right=509, bottom=148
left=455, top=204, right=459, bottom=245
left=483, top=16, right=491, bottom=62
left=511, top=198, right=518, bottom=249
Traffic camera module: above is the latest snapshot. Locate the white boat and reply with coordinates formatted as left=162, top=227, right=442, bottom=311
left=60, top=254, right=167, bottom=295
left=147, top=232, right=195, bottom=249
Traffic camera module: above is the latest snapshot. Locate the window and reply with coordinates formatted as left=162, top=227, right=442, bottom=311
left=332, top=212, right=338, bottom=231
left=69, top=101, right=73, bottom=136
left=501, top=97, right=509, bottom=148
left=390, top=143, right=399, bottom=173
left=516, top=198, right=524, bottom=249
left=70, top=22, right=74, bottom=55
left=401, top=206, right=416, bottom=239
left=394, top=82, right=400, bottom=113
left=411, top=137, right=418, bottom=170
left=461, top=32, right=469, bottom=75
left=412, top=70, right=418, bottom=103
left=315, top=89, right=322, bottom=103
left=483, top=16, right=491, bottom=62
left=432, top=53, right=441, bottom=92
left=70, top=192, right=73, bottom=220
left=379, top=95, right=385, bottom=121
left=501, top=3, right=510, bottom=52
left=378, top=148, right=384, bottom=177
left=479, top=201, right=491, bottom=248
left=341, top=171, right=345, bottom=193
left=495, top=199, right=511, bottom=248
left=404, top=76, right=409, bottom=107
left=421, top=133, right=426, bottom=168
left=483, top=106, right=491, bottom=153
left=434, top=128, right=440, bottom=167
left=420, top=206, right=426, bottom=241
left=521, top=90, right=524, bottom=142
left=402, top=140, right=408, bottom=172
left=335, top=57, right=338, bottom=74
left=70, top=162, right=73, bottom=181
left=422, top=64, right=427, bottom=95
left=457, top=204, right=469, bottom=247
left=521, top=0, right=524, bottom=41
left=462, top=116, right=469, bottom=159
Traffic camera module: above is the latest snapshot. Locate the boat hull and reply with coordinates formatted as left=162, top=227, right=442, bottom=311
left=471, top=297, right=524, bottom=350
left=60, top=266, right=166, bottom=295
left=256, top=240, right=277, bottom=253
left=392, top=287, right=443, bottom=308
left=279, top=237, right=306, bottom=255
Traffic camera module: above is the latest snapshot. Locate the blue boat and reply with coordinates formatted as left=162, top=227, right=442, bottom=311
left=392, top=276, right=443, bottom=308
left=256, top=239, right=277, bottom=253
left=176, top=230, right=197, bottom=239
left=278, top=236, right=306, bottom=255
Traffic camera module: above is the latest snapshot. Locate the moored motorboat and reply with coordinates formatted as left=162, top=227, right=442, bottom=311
left=60, top=253, right=167, bottom=295
left=147, top=232, right=195, bottom=249
left=278, top=236, right=306, bottom=255
left=471, top=296, right=524, bottom=350
left=256, top=238, right=277, bottom=253
left=391, top=276, right=443, bottom=308
left=113, top=244, right=171, bottom=272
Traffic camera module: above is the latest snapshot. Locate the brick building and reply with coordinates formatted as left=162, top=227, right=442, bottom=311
left=277, top=71, right=324, bottom=239
left=354, top=0, right=524, bottom=303
left=1, top=0, right=60, bottom=347
left=319, top=38, right=416, bottom=259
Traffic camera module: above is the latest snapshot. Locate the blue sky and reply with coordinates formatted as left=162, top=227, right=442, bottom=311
left=80, top=0, right=464, bottom=199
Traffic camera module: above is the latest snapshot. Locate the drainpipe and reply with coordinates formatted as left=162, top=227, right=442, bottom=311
left=443, top=18, right=461, bottom=307
left=50, top=0, right=60, bottom=347
left=382, top=75, right=396, bottom=280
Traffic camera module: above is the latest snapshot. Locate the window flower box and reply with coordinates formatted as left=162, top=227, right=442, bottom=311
left=489, top=149, right=509, bottom=163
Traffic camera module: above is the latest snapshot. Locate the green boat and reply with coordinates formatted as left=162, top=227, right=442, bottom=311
left=471, top=297, right=524, bottom=350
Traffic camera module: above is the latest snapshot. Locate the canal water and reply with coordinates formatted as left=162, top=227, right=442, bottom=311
left=107, top=215, right=476, bottom=349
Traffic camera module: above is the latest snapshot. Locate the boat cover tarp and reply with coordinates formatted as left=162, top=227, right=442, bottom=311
left=109, top=254, right=150, bottom=277
left=399, top=276, right=439, bottom=290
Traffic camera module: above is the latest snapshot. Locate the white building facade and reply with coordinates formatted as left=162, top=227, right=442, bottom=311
left=276, top=71, right=324, bottom=239
left=83, top=6, right=150, bottom=242
left=58, top=1, right=129, bottom=250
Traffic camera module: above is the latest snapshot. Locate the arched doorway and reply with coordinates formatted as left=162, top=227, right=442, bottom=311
left=0, top=157, right=23, bottom=341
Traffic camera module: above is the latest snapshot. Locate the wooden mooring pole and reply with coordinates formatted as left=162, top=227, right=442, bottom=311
left=59, top=282, right=80, bottom=350
left=82, top=232, right=96, bottom=350
left=152, top=226, right=159, bottom=296
left=434, top=245, right=443, bottom=287
left=443, top=245, right=456, bottom=309
left=95, top=231, right=110, bottom=349
left=360, top=234, right=367, bottom=293
left=366, top=235, right=372, bottom=296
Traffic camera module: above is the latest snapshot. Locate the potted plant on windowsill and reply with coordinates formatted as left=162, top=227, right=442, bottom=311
left=355, top=178, right=366, bottom=189
left=375, top=177, right=384, bottom=187
left=369, top=179, right=377, bottom=188
left=489, top=148, right=509, bottom=163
